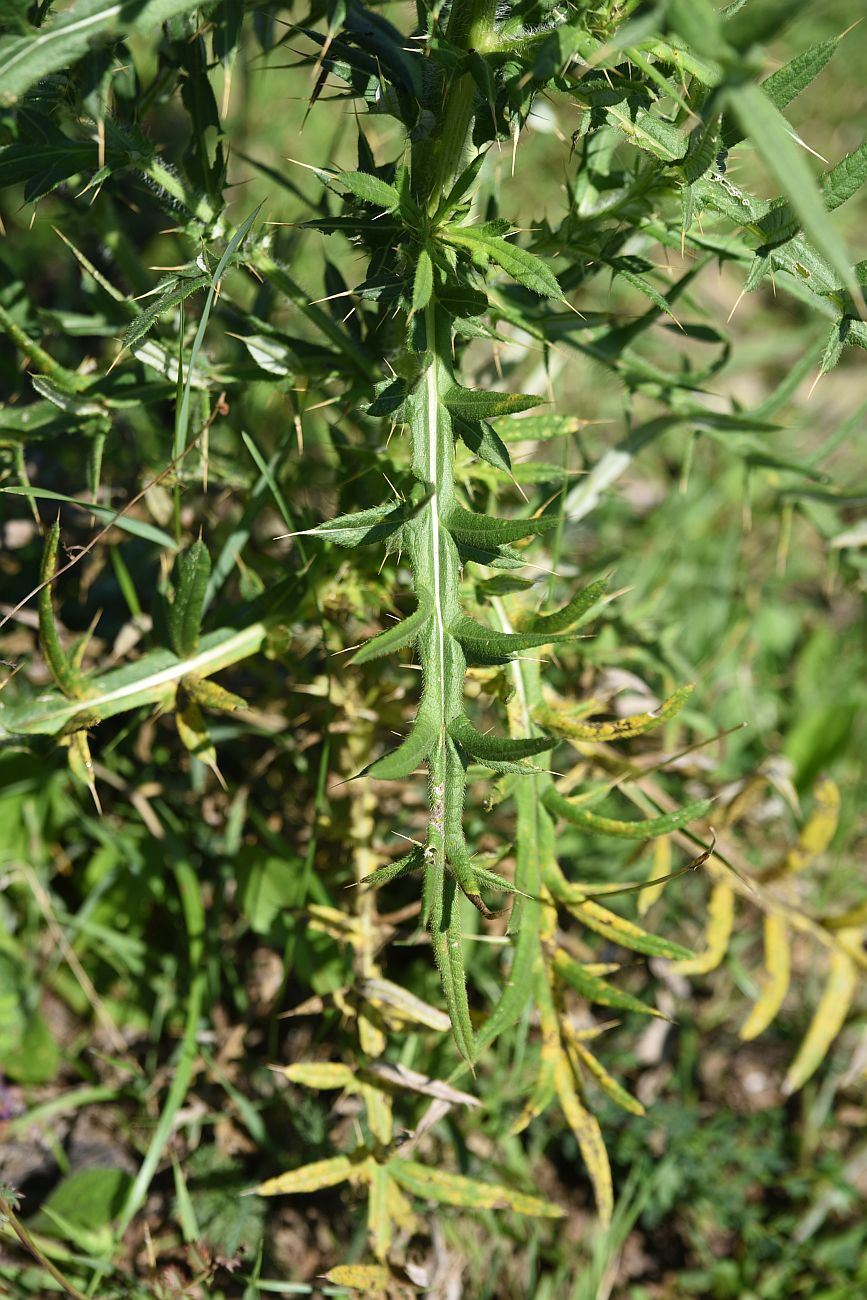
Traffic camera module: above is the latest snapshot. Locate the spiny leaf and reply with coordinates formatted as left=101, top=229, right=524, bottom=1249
left=359, top=847, right=426, bottom=888
left=449, top=714, right=553, bottom=762
left=389, top=1159, right=563, bottom=1217
left=429, top=873, right=475, bottom=1063
left=728, top=83, right=861, bottom=305
left=537, top=684, right=693, bottom=741
left=443, top=226, right=561, bottom=298
left=351, top=588, right=433, bottom=664
left=544, top=787, right=711, bottom=839
left=122, top=272, right=211, bottom=351
left=822, top=139, right=867, bottom=214
left=453, top=615, right=579, bottom=664
left=303, top=500, right=413, bottom=548
left=783, top=939, right=859, bottom=1095
left=366, top=714, right=436, bottom=780
left=338, top=170, right=400, bottom=210
left=672, top=881, right=735, bottom=976
left=453, top=417, right=512, bottom=474
left=740, top=912, right=790, bottom=1041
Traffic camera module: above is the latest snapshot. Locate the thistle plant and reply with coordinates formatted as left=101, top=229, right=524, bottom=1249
left=1, top=0, right=866, bottom=1284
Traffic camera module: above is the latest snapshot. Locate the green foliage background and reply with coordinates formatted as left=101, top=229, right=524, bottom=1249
left=1, top=0, right=866, bottom=1296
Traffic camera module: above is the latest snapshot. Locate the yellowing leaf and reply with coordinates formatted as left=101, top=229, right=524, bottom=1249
left=638, top=835, right=672, bottom=917
left=740, top=913, right=791, bottom=1041
left=553, top=1055, right=613, bottom=1226
left=672, top=881, right=735, bottom=976
left=538, top=685, right=693, bottom=742
left=568, top=1033, right=645, bottom=1116
left=389, top=1158, right=564, bottom=1218
left=324, top=1264, right=391, bottom=1291
left=255, top=1154, right=359, bottom=1197
left=783, top=777, right=840, bottom=873
left=283, top=1062, right=356, bottom=1090
left=783, top=937, right=859, bottom=1095
left=367, top=1161, right=392, bottom=1262
left=360, top=976, right=451, bottom=1032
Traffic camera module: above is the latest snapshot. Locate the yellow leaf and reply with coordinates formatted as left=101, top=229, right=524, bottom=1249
left=254, top=1154, right=358, bottom=1197
left=783, top=777, right=840, bottom=873
left=389, top=1158, right=564, bottom=1218
left=638, top=835, right=671, bottom=917
left=672, top=881, right=735, bottom=976
left=553, top=1055, right=613, bottom=1225
left=361, top=976, right=452, bottom=1032
left=361, top=1082, right=393, bottom=1147
left=740, top=913, right=790, bottom=1041
left=324, top=1264, right=391, bottom=1291
left=567, top=1033, right=645, bottom=1116
left=783, top=937, right=859, bottom=1095
left=283, top=1062, right=356, bottom=1090
left=537, top=684, right=693, bottom=741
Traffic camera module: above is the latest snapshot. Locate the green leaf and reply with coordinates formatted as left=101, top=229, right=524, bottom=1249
left=168, top=541, right=211, bottom=658
left=521, top=578, right=608, bottom=635
left=544, top=788, right=712, bottom=839
left=4, top=485, right=177, bottom=549
left=367, top=711, right=437, bottom=780
left=412, top=248, right=434, bottom=313
left=728, top=84, right=861, bottom=305
left=0, top=0, right=213, bottom=105
left=449, top=714, right=552, bottom=762
left=303, top=501, right=413, bottom=548
left=452, top=615, right=579, bottom=664
left=443, top=227, right=561, bottom=298
left=822, top=139, right=867, bottom=214
left=237, top=851, right=302, bottom=933
left=122, top=273, right=212, bottom=351
left=351, top=588, right=433, bottom=664
left=338, top=170, right=401, bottom=210
left=447, top=504, right=559, bottom=546
left=359, top=847, right=426, bottom=888
left=30, top=1168, right=132, bottom=1238
left=453, top=417, right=512, bottom=474
left=553, top=951, right=663, bottom=1018
left=444, top=386, right=543, bottom=420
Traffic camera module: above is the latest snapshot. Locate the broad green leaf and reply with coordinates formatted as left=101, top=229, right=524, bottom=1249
left=389, top=1159, right=563, bottom=1217
left=728, top=84, right=860, bottom=304
left=444, top=386, right=542, bottom=420
left=447, top=504, right=559, bottom=546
